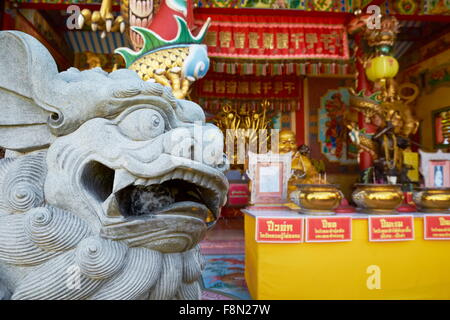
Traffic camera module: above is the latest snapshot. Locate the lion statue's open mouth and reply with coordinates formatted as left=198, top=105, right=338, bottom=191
left=0, top=31, right=229, bottom=300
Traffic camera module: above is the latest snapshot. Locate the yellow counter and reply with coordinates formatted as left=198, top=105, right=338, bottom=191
left=243, top=210, right=450, bottom=300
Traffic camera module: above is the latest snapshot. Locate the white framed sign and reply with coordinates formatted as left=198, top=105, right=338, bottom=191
left=419, top=150, right=450, bottom=188
left=247, top=152, right=292, bottom=205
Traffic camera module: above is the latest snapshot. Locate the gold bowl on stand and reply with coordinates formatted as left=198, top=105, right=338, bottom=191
left=413, top=188, right=450, bottom=213
left=352, top=184, right=404, bottom=214
left=290, top=184, right=343, bottom=215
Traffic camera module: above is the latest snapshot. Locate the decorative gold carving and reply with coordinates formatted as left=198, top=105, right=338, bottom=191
left=290, top=184, right=343, bottom=214
left=79, top=0, right=125, bottom=34
left=279, top=130, right=320, bottom=189
left=213, top=101, right=274, bottom=171
left=128, top=46, right=192, bottom=99
left=413, top=188, right=450, bottom=213
left=364, top=15, right=400, bottom=48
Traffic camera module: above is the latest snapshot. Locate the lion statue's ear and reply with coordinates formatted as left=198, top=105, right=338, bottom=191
left=0, top=31, right=59, bottom=152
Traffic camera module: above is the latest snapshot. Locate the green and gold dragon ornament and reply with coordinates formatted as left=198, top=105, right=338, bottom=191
left=79, top=0, right=211, bottom=100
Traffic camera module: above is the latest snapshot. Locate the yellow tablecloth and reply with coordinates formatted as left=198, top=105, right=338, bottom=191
left=243, top=210, right=450, bottom=300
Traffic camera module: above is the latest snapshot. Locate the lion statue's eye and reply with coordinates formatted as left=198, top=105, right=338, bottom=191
left=118, top=109, right=165, bottom=141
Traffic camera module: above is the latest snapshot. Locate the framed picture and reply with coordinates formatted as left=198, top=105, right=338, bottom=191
left=419, top=150, right=450, bottom=188
left=247, top=152, right=292, bottom=205
left=432, top=106, right=450, bottom=149
left=428, top=161, right=450, bottom=188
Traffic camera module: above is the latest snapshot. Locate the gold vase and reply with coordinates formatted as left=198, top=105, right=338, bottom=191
left=352, top=184, right=404, bottom=214
left=290, top=184, right=343, bottom=215
left=413, top=188, right=450, bottom=213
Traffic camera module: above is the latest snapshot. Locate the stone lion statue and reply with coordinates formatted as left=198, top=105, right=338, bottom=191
left=0, top=31, right=229, bottom=300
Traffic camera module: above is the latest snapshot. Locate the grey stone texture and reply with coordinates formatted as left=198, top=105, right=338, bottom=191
left=0, top=31, right=228, bottom=300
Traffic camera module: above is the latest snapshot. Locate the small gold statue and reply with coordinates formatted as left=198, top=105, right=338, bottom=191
left=279, top=130, right=320, bottom=190
left=85, top=52, right=102, bottom=69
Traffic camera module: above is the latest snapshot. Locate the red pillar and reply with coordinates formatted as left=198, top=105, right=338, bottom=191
left=1, top=3, right=15, bottom=31
left=354, top=33, right=375, bottom=170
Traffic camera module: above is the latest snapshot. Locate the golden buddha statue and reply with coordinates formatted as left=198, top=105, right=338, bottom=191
left=85, top=52, right=102, bottom=69
left=279, top=130, right=320, bottom=193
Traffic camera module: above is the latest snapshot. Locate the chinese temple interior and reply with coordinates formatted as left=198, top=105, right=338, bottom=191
left=1, top=0, right=450, bottom=300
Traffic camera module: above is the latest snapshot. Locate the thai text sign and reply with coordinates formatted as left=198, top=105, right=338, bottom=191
left=369, top=215, right=414, bottom=241
left=195, top=14, right=349, bottom=60
left=256, top=217, right=304, bottom=243
left=305, top=217, right=352, bottom=242
left=424, top=215, right=450, bottom=240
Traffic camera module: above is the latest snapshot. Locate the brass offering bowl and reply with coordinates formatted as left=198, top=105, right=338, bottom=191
left=352, top=184, right=404, bottom=214
left=290, top=184, right=343, bottom=215
left=413, top=188, right=450, bottom=213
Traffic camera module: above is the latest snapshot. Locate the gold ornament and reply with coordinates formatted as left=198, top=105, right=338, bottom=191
left=213, top=101, right=273, bottom=171
left=279, top=130, right=321, bottom=190
left=128, top=47, right=191, bottom=99
left=352, top=183, right=404, bottom=214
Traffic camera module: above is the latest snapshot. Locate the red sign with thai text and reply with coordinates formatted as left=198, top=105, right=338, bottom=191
left=369, top=215, right=415, bottom=241
left=424, top=215, right=450, bottom=240
left=305, top=216, right=352, bottom=242
left=256, top=217, right=304, bottom=243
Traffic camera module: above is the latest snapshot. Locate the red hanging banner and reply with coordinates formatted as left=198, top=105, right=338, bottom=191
left=195, top=14, right=349, bottom=60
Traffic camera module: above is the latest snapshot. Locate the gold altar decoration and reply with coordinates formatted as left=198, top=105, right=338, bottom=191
left=79, top=0, right=126, bottom=35
left=85, top=51, right=102, bottom=69
left=439, top=110, right=450, bottom=145
left=74, top=52, right=125, bottom=72
left=346, top=15, right=420, bottom=185
left=363, top=15, right=399, bottom=49
left=213, top=100, right=273, bottom=171
left=279, top=130, right=321, bottom=188
left=413, top=188, right=450, bottom=213
left=79, top=0, right=209, bottom=100
left=129, top=47, right=192, bottom=100
left=290, top=184, right=344, bottom=215
left=352, top=184, right=404, bottom=214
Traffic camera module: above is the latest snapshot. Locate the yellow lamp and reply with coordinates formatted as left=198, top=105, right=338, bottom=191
left=365, top=55, right=399, bottom=82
